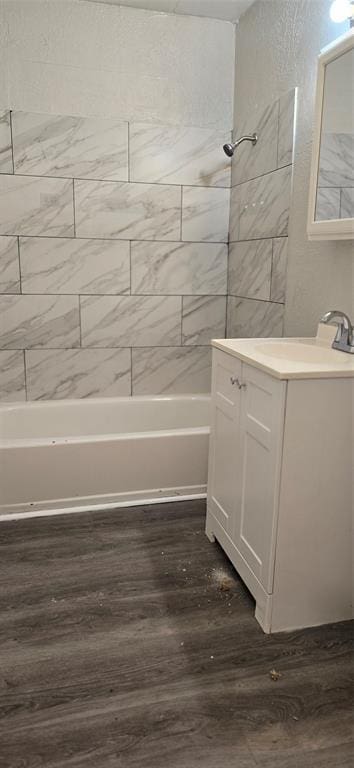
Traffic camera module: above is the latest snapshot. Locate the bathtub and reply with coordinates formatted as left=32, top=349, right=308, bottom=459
left=0, top=395, right=210, bottom=519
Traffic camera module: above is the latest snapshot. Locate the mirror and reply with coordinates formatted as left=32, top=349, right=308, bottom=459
left=308, top=29, right=354, bottom=240
left=316, top=47, right=354, bottom=221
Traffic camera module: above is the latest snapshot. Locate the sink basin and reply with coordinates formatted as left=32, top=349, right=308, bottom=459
left=254, top=340, right=347, bottom=365
left=212, top=330, right=354, bottom=379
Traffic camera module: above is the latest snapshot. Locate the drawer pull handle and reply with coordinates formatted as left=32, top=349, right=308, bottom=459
left=230, top=376, right=247, bottom=390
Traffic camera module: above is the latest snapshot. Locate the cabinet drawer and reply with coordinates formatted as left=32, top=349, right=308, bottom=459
left=212, top=348, right=242, bottom=407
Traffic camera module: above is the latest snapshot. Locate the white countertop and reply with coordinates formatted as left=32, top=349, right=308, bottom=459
left=212, top=326, right=354, bottom=380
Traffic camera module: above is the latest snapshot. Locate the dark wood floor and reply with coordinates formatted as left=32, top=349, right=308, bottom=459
left=0, top=501, right=353, bottom=768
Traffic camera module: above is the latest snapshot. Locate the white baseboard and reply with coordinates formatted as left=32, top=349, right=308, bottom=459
left=0, top=486, right=207, bottom=521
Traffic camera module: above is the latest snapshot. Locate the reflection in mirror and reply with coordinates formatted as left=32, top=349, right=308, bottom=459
left=315, top=47, right=354, bottom=221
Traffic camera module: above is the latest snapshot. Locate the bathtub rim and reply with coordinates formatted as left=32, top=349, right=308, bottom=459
left=0, top=393, right=211, bottom=446
left=0, top=393, right=211, bottom=412
left=0, top=425, right=210, bottom=449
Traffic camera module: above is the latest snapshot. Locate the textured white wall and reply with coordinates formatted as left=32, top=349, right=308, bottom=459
left=234, top=0, right=353, bottom=336
left=0, top=0, right=234, bottom=130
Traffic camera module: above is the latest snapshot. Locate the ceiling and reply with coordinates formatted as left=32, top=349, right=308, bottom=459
left=86, top=0, right=255, bottom=23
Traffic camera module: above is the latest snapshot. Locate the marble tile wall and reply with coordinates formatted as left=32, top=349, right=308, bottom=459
left=0, top=237, right=21, bottom=294
left=0, top=109, right=231, bottom=400
left=227, top=89, right=296, bottom=339
left=11, top=112, right=129, bottom=181
left=0, top=110, right=13, bottom=173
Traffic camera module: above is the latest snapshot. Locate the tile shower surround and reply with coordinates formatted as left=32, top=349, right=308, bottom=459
left=0, top=110, right=230, bottom=400
left=227, top=89, right=296, bottom=339
left=0, top=96, right=295, bottom=400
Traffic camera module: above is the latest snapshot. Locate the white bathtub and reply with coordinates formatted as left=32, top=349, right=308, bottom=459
left=0, top=395, right=210, bottom=519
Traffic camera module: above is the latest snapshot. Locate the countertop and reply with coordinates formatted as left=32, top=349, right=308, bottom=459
left=212, top=327, right=354, bottom=380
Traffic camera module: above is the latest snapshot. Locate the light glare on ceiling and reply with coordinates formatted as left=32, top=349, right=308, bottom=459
left=329, top=0, right=354, bottom=23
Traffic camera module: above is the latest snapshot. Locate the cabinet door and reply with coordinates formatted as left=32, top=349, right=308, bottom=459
left=234, top=363, right=286, bottom=592
left=207, top=349, right=242, bottom=536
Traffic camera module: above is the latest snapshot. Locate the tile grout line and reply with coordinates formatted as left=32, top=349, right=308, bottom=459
left=180, top=186, right=183, bottom=241
left=22, top=349, right=28, bottom=401
left=275, top=96, right=281, bottom=169
left=0, top=292, right=227, bottom=299
left=225, top=293, right=229, bottom=337
left=2, top=344, right=210, bottom=351
left=78, top=295, right=82, bottom=347
left=180, top=295, right=184, bottom=345
left=8, top=110, right=15, bottom=175
left=1, top=170, right=230, bottom=191
left=72, top=180, right=76, bottom=238
left=269, top=237, right=275, bottom=303
left=229, top=234, right=288, bottom=245
left=0, top=233, right=228, bottom=245
left=17, top=236, right=22, bottom=295
left=228, top=293, right=285, bottom=306
left=230, top=161, right=293, bottom=190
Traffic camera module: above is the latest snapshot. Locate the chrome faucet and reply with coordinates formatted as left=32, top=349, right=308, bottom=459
left=320, top=310, right=354, bottom=354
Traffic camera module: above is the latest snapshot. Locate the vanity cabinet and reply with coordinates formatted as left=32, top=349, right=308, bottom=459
left=206, top=345, right=354, bottom=633
left=207, top=350, right=285, bottom=593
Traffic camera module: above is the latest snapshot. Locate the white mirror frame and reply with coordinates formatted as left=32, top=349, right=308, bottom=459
left=307, top=28, right=354, bottom=241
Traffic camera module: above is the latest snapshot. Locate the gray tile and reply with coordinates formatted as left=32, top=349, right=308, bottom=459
left=12, top=111, right=128, bottom=180
left=227, top=297, right=284, bottom=338
left=130, top=123, right=231, bottom=187
left=20, top=237, right=130, bottom=295
left=0, top=295, right=80, bottom=349
left=318, top=132, right=354, bottom=188
left=271, top=238, right=288, bottom=303
left=315, top=188, right=341, bottom=221
left=0, top=110, right=13, bottom=174
left=0, top=350, right=25, bottom=401
left=0, top=175, right=74, bottom=237
left=340, top=188, right=354, bottom=219
left=231, top=99, right=279, bottom=186
left=25, top=348, right=131, bottom=400
left=0, top=236, right=20, bottom=293
left=182, top=296, right=226, bottom=345
left=74, top=179, right=181, bottom=241
left=238, top=165, right=292, bottom=240
left=80, top=295, right=181, bottom=348
left=182, top=186, right=230, bottom=242
left=228, top=240, right=272, bottom=300
left=131, top=241, right=227, bottom=295
left=229, top=185, right=240, bottom=243
left=132, top=346, right=211, bottom=394
left=277, top=89, right=296, bottom=167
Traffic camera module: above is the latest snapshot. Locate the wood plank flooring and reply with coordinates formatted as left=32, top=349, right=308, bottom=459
left=0, top=500, right=353, bottom=767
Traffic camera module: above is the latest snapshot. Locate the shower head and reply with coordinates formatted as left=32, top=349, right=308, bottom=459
left=223, top=133, right=258, bottom=157
left=223, top=143, right=235, bottom=157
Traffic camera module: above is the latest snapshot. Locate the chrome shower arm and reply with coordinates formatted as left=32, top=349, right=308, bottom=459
left=233, top=133, right=258, bottom=149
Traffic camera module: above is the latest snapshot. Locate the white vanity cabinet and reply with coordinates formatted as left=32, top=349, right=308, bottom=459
left=206, top=343, right=354, bottom=634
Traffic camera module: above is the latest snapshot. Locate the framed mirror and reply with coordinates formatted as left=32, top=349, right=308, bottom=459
left=308, top=29, right=354, bottom=240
